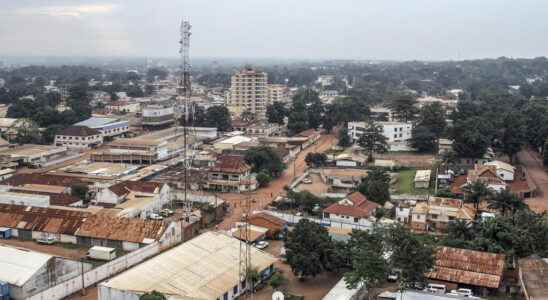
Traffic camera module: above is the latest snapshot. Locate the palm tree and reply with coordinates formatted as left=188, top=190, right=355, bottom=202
left=488, top=189, right=527, bottom=224
left=462, top=181, right=492, bottom=219
left=446, top=219, right=472, bottom=240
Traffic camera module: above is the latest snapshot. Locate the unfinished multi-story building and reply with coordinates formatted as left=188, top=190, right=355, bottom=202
left=228, top=67, right=268, bottom=119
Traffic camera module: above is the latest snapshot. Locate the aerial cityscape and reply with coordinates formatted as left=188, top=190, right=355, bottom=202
left=1, top=1, right=548, bottom=300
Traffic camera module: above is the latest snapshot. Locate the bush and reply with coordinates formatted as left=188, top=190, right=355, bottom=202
left=257, top=172, right=273, bottom=187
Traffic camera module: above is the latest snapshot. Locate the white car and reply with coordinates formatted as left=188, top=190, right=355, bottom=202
left=302, top=178, right=312, bottom=184
left=37, top=237, right=56, bottom=245
left=451, top=288, right=474, bottom=297
left=149, top=213, right=164, bottom=220
left=254, top=241, right=269, bottom=249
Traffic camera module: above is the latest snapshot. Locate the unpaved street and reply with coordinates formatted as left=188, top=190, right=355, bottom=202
left=519, top=149, right=548, bottom=212
left=218, top=133, right=337, bottom=230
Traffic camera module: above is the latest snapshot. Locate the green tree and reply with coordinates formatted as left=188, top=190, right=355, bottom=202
left=11, top=119, right=42, bottom=144
left=409, top=125, right=437, bottom=153
left=246, top=268, right=261, bottom=292
left=358, top=168, right=390, bottom=205
left=386, top=93, right=417, bottom=122
left=344, top=228, right=387, bottom=300
left=43, top=124, right=64, bottom=144
left=544, top=139, right=548, bottom=166
left=357, top=121, right=388, bottom=162
left=452, top=116, right=495, bottom=158
left=462, top=181, right=492, bottom=218
left=305, top=152, right=328, bottom=167
left=338, top=127, right=352, bottom=147
left=418, top=102, right=446, bottom=138
left=204, top=106, right=232, bottom=131
left=256, top=171, right=273, bottom=188
left=268, top=271, right=288, bottom=290
left=71, top=184, right=89, bottom=203
left=146, top=68, right=169, bottom=82
left=240, top=109, right=255, bottom=123
left=307, top=97, right=324, bottom=129
left=67, top=81, right=92, bottom=120
left=523, top=102, right=548, bottom=150
left=385, top=224, right=434, bottom=287
left=500, top=112, right=527, bottom=163
left=126, top=85, right=144, bottom=98
left=266, top=102, right=288, bottom=125
left=140, top=291, right=166, bottom=300
left=487, top=189, right=526, bottom=220
left=244, top=146, right=286, bottom=177
left=285, top=219, right=334, bottom=278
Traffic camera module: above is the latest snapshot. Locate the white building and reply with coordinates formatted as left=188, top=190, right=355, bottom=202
left=75, top=117, right=129, bottom=139
left=323, top=192, right=378, bottom=227
left=141, top=105, right=175, bottom=127
left=483, top=160, right=515, bottom=181
left=98, top=231, right=277, bottom=300
left=0, top=191, right=50, bottom=207
left=348, top=121, right=413, bottom=144
left=54, top=126, right=103, bottom=149
left=267, top=84, right=290, bottom=104
left=317, top=75, right=335, bottom=87
left=0, top=245, right=91, bottom=300
left=228, top=67, right=269, bottom=119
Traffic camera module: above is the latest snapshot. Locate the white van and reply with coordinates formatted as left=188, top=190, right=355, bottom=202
left=426, top=283, right=446, bottom=294
left=88, top=246, right=117, bottom=261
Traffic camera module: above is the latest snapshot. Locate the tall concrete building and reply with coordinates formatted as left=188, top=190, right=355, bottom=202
left=228, top=67, right=268, bottom=119
left=267, top=84, right=290, bottom=104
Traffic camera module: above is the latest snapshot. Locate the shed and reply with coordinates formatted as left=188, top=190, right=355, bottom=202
left=414, top=170, right=432, bottom=189
left=0, top=227, right=10, bottom=239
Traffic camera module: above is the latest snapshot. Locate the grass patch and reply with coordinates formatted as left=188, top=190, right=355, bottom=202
left=393, top=169, right=431, bottom=195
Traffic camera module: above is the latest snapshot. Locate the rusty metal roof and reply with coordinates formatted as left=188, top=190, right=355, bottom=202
left=76, top=214, right=165, bottom=243
left=0, top=204, right=89, bottom=235
left=427, top=246, right=505, bottom=289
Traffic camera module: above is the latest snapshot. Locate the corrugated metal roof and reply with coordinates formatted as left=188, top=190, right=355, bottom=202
left=75, top=117, right=119, bottom=128
left=427, top=247, right=505, bottom=288
left=0, top=204, right=89, bottom=234
left=101, top=231, right=277, bottom=299
left=76, top=214, right=165, bottom=243
left=0, top=245, right=52, bottom=287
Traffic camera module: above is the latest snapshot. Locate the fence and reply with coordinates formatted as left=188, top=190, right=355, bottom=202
left=27, top=242, right=160, bottom=300
left=262, top=210, right=373, bottom=230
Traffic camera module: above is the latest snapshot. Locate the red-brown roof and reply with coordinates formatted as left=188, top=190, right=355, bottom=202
left=324, top=192, right=380, bottom=219
left=76, top=214, right=165, bottom=243
left=248, top=212, right=287, bottom=229
left=108, top=181, right=163, bottom=197
left=2, top=174, right=87, bottom=187
left=427, top=246, right=505, bottom=289
left=450, top=175, right=467, bottom=195
left=0, top=204, right=89, bottom=235
left=210, top=155, right=251, bottom=174
left=57, top=126, right=100, bottom=137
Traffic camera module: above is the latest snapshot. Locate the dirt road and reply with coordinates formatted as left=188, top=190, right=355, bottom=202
left=218, top=134, right=337, bottom=230
left=518, top=149, right=548, bottom=212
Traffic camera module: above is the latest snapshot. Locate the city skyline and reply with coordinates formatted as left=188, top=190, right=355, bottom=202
left=1, top=0, right=548, bottom=61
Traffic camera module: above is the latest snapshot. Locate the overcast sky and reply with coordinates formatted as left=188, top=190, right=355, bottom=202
left=1, top=0, right=547, bottom=61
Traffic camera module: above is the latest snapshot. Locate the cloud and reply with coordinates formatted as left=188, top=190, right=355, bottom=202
left=14, top=3, right=116, bottom=18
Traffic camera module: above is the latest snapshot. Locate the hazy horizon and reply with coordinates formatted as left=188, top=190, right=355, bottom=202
left=2, top=0, right=548, bottom=61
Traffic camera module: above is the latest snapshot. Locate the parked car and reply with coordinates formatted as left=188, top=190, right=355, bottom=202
left=451, top=288, right=473, bottom=297
left=254, top=241, right=269, bottom=249
left=36, top=237, right=56, bottom=245
left=149, top=213, right=164, bottom=220
left=87, top=246, right=117, bottom=261
left=302, top=178, right=312, bottom=184
left=387, top=270, right=400, bottom=282
left=426, top=283, right=446, bottom=294
left=160, top=209, right=174, bottom=217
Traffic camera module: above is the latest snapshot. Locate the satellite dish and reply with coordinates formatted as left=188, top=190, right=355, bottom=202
left=272, top=291, right=285, bottom=300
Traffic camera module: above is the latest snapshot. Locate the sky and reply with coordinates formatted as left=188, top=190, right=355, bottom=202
left=1, top=0, right=547, bottom=61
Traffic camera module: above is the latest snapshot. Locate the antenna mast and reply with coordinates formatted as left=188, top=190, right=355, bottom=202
left=178, top=19, right=192, bottom=218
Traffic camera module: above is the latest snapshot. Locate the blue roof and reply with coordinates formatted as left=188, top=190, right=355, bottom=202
left=75, top=117, right=122, bottom=128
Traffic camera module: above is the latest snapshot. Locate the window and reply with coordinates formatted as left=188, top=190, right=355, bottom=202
left=394, top=134, right=398, bottom=138
left=223, top=292, right=228, bottom=300
left=354, top=217, right=359, bottom=223
left=233, top=285, right=238, bottom=294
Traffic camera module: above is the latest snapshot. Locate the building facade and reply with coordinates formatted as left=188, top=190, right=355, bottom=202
left=228, top=67, right=269, bottom=119
left=54, top=126, right=103, bottom=149
left=348, top=121, right=413, bottom=144
left=267, top=84, right=290, bottom=104
left=142, top=105, right=175, bottom=127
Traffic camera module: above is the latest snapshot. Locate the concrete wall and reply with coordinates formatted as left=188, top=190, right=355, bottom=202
left=27, top=242, right=160, bottom=300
